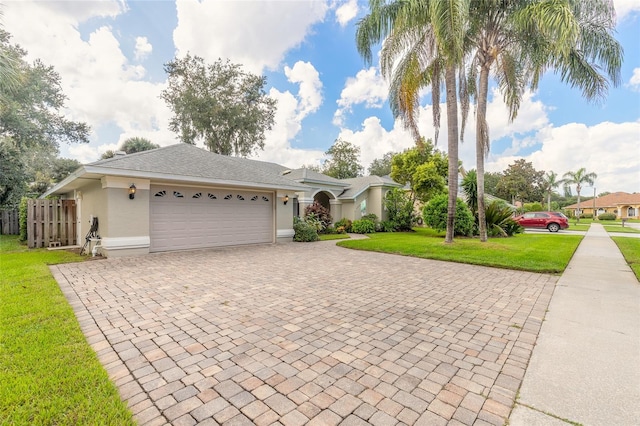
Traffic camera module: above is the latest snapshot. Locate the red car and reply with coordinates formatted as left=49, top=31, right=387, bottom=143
left=513, top=211, right=569, bottom=232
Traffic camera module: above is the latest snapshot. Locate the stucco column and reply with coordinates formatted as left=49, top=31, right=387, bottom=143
left=329, top=199, right=342, bottom=224
left=298, top=197, right=315, bottom=217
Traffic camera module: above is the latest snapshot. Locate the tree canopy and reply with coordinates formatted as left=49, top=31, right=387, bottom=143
left=495, top=159, right=545, bottom=203
left=161, top=55, right=277, bottom=157
left=368, top=152, right=395, bottom=177
left=322, top=138, right=363, bottom=179
left=0, top=29, right=89, bottom=206
left=101, top=137, right=159, bottom=159
left=390, top=140, right=447, bottom=203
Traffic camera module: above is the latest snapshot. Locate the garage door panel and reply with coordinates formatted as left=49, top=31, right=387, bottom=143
left=150, top=185, right=274, bottom=252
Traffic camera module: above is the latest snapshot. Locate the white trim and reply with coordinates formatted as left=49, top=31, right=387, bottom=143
left=101, top=236, right=150, bottom=251
left=311, top=189, right=338, bottom=200
left=277, top=229, right=295, bottom=238
left=101, top=176, right=151, bottom=190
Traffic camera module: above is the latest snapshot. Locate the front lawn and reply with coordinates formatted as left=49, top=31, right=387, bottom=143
left=0, top=236, right=134, bottom=425
left=612, top=237, right=640, bottom=281
left=602, top=224, right=640, bottom=234
left=336, top=227, right=582, bottom=273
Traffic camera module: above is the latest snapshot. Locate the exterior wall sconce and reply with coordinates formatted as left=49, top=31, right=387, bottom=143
left=129, top=183, right=136, bottom=200
left=283, top=194, right=289, bottom=205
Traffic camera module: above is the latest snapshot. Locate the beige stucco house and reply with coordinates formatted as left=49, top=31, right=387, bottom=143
left=42, top=144, right=400, bottom=257
left=565, top=192, right=640, bottom=219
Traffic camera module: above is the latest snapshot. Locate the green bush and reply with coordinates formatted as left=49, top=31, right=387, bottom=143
left=334, top=218, right=352, bottom=233
left=380, top=220, right=397, bottom=232
left=19, top=197, right=28, bottom=242
left=524, top=202, right=544, bottom=212
left=579, top=213, right=593, bottom=219
left=485, top=201, right=522, bottom=237
left=422, top=194, right=474, bottom=236
left=362, top=213, right=378, bottom=222
left=598, top=212, right=616, bottom=220
left=351, top=219, right=376, bottom=234
left=293, top=216, right=318, bottom=242
left=384, top=188, right=416, bottom=231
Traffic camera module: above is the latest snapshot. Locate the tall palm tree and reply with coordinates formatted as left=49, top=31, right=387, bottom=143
left=563, top=168, right=597, bottom=223
left=466, top=0, right=621, bottom=242
left=542, top=171, right=563, bottom=211
left=356, top=0, right=469, bottom=243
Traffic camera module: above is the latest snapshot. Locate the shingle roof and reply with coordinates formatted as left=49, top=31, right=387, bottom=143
left=565, top=192, right=640, bottom=209
left=281, top=168, right=349, bottom=186
left=87, top=144, right=307, bottom=190
left=339, top=175, right=401, bottom=199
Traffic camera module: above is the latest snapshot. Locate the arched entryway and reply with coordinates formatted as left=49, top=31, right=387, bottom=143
left=314, top=191, right=331, bottom=212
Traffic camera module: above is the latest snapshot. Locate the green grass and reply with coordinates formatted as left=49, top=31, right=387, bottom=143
left=319, top=233, right=350, bottom=241
left=612, top=237, right=640, bottom=281
left=336, top=227, right=583, bottom=273
left=602, top=224, right=640, bottom=234
left=0, top=236, right=134, bottom=425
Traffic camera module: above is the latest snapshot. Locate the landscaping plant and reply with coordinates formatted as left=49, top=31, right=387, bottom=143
left=384, top=188, right=416, bottom=231
left=304, top=201, right=332, bottom=232
left=293, top=216, right=319, bottom=242
left=423, top=194, right=475, bottom=237
left=351, top=218, right=376, bottom=234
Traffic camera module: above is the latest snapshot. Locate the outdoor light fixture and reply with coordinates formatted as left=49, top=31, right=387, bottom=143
left=283, top=194, right=289, bottom=205
left=129, top=183, right=136, bottom=200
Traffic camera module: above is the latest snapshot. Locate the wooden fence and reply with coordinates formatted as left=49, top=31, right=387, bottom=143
left=27, top=199, right=77, bottom=248
left=1, top=209, right=19, bottom=235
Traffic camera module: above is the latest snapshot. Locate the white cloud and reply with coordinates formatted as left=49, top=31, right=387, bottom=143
left=134, top=36, right=153, bottom=61
left=284, top=61, right=323, bottom=120
left=173, top=0, right=329, bottom=74
left=629, top=68, right=640, bottom=91
left=3, top=2, right=175, bottom=164
left=613, top=0, right=640, bottom=21
left=487, top=121, right=640, bottom=194
left=335, top=0, right=358, bottom=27
left=334, top=67, right=388, bottom=125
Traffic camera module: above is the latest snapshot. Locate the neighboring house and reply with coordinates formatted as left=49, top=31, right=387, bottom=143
left=42, top=144, right=400, bottom=257
left=564, top=192, right=640, bottom=219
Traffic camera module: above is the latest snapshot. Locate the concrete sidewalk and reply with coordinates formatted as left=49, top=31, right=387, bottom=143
left=510, top=223, right=640, bottom=425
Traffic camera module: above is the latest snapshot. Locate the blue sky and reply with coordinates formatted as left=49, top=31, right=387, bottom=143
left=5, top=0, right=640, bottom=194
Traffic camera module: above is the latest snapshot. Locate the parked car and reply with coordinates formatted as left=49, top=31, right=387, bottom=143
left=513, top=211, right=569, bottom=232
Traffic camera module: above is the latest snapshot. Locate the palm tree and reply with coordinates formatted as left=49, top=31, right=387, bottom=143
left=356, top=0, right=469, bottom=243
left=542, top=171, right=563, bottom=211
left=563, top=168, right=597, bottom=223
left=466, top=0, right=622, bottom=242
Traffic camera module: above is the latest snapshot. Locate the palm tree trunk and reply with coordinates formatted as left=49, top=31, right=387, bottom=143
left=445, top=65, right=459, bottom=244
left=576, top=191, right=581, bottom=223
left=476, top=65, right=489, bottom=242
left=547, top=192, right=551, bottom=211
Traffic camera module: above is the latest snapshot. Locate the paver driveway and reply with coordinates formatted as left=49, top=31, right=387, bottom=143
left=51, top=241, right=557, bottom=426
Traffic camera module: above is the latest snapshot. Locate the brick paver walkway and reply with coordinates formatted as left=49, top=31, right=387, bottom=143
left=51, top=241, right=557, bottom=425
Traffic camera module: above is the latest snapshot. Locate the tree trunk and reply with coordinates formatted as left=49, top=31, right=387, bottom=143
left=476, top=65, right=489, bottom=242
left=445, top=65, right=459, bottom=244
left=576, top=191, right=581, bottom=223
left=547, top=192, right=551, bottom=211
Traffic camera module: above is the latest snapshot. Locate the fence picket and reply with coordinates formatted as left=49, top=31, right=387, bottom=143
left=26, top=199, right=77, bottom=248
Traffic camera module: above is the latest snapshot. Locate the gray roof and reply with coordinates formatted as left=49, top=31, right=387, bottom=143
left=87, top=144, right=307, bottom=189
left=281, top=168, right=349, bottom=187
left=339, top=175, right=402, bottom=199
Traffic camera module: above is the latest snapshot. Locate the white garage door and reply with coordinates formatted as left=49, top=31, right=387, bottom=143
left=150, top=185, right=274, bottom=252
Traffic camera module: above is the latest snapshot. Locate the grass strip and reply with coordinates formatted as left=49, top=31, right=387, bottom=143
left=337, top=227, right=582, bottom=273
left=318, top=233, right=350, bottom=241
left=0, top=236, right=134, bottom=425
left=612, top=237, right=640, bottom=282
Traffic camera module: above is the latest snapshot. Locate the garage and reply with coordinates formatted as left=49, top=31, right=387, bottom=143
left=150, top=185, right=274, bottom=252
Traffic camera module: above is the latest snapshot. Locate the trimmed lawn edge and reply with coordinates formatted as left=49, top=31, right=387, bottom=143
left=612, top=237, right=640, bottom=282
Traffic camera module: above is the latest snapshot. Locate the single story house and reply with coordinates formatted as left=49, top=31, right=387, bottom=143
left=564, top=192, right=640, bottom=219
left=42, top=144, right=400, bottom=257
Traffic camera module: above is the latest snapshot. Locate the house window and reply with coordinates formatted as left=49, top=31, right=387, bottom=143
left=208, top=193, right=217, bottom=199
left=192, top=192, right=202, bottom=198
left=154, top=190, right=167, bottom=197
left=173, top=191, right=184, bottom=198
left=237, top=195, right=245, bottom=200
left=251, top=195, right=258, bottom=201
left=262, top=196, right=269, bottom=202
left=629, top=207, right=636, bottom=217
left=224, top=194, right=232, bottom=200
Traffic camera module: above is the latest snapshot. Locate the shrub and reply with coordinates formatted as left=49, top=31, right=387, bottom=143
left=579, top=213, right=593, bottom=219
left=524, top=202, right=544, bottom=212
left=351, top=219, right=376, bottom=234
left=323, top=225, right=338, bottom=234
left=380, top=220, right=397, bottom=232
left=384, top=188, right=416, bottom=231
left=422, top=194, right=474, bottom=236
left=293, top=216, right=318, bottom=242
left=304, top=201, right=332, bottom=231
left=362, top=213, right=378, bottom=222
left=485, top=201, right=522, bottom=237
left=598, top=212, right=616, bottom=220
left=334, top=218, right=352, bottom=233
left=19, top=197, right=29, bottom=242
